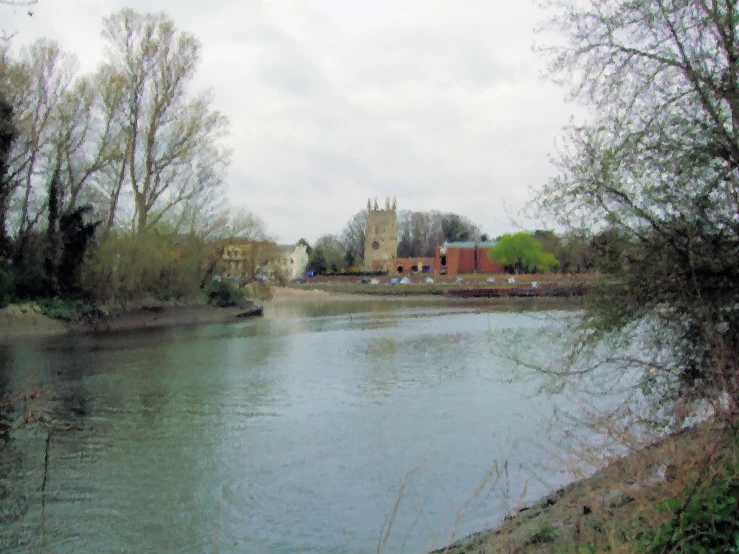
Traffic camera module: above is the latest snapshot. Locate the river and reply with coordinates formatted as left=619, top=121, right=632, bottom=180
left=0, top=298, right=580, bottom=553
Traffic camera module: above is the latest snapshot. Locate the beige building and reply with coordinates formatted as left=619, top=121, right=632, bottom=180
left=211, top=239, right=279, bottom=282
left=363, top=197, right=398, bottom=271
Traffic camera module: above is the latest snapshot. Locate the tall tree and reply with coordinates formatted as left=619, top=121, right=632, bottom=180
left=397, top=210, right=481, bottom=257
left=3, top=39, right=76, bottom=238
left=43, top=164, right=60, bottom=295
left=101, top=9, right=230, bottom=234
left=0, top=89, right=15, bottom=256
left=313, top=234, right=344, bottom=271
left=441, top=214, right=472, bottom=243
left=341, top=210, right=366, bottom=266
left=537, top=0, right=739, bottom=408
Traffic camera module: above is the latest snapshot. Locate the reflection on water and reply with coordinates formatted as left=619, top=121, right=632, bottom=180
left=0, top=298, right=578, bottom=554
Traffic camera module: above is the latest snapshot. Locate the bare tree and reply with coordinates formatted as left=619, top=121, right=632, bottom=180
left=3, top=39, right=76, bottom=238
left=101, top=9, right=230, bottom=234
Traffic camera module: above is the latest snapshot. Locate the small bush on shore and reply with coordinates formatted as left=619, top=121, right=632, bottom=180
left=37, top=299, right=93, bottom=321
left=204, top=280, right=245, bottom=307
left=641, top=460, right=739, bottom=554
left=0, top=266, right=13, bottom=308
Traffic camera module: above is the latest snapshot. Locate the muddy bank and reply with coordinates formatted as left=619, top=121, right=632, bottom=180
left=0, top=301, right=263, bottom=342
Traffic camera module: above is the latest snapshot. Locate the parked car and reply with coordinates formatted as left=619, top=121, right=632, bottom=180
left=357, top=278, right=372, bottom=284
left=293, top=277, right=306, bottom=284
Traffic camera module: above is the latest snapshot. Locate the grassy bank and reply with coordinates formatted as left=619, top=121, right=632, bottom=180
left=0, top=282, right=270, bottom=342
left=429, top=418, right=738, bottom=554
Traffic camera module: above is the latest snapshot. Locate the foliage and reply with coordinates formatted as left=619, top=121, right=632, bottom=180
left=10, top=232, right=48, bottom=298
left=397, top=210, right=481, bottom=258
left=57, top=206, right=99, bottom=296
left=487, top=232, right=558, bottom=273
left=36, top=298, right=92, bottom=321
left=82, top=231, right=203, bottom=307
left=305, top=235, right=346, bottom=274
left=0, top=88, right=15, bottom=254
left=0, top=264, right=12, bottom=307
left=441, top=214, right=472, bottom=243
left=535, top=0, right=739, bottom=407
left=296, top=238, right=312, bottom=256
left=307, top=247, right=328, bottom=275
left=341, top=211, right=366, bottom=266
left=203, top=279, right=245, bottom=308
left=102, top=9, right=230, bottom=233
left=529, top=523, right=562, bottom=545
left=641, top=461, right=739, bottom=554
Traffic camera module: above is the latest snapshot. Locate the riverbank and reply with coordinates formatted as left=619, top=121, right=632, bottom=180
left=0, top=300, right=263, bottom=342
left=288, top=278, right=598, bottom=298
left=429, top=418, right=731, bottom=554
left=0, top=286, right=582, bottom=342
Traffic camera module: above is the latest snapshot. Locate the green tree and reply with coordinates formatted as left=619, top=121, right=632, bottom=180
left=307, top=248, right=327, bottom=275
left=0, top=89, right=16, bottom=258
left=487, top=232, right=558, bottom=274
left=441, top=215, right=472, bottom=243
left=340, top=210, right=366, bottom=266
left=313, top=234, right=345, bottom=271
left=296, top=238, right=312, bottom=257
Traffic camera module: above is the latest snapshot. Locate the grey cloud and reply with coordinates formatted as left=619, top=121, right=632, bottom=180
left=259, top=51, right=328, bottom=97
left=9, top=0, right=574, bottom=244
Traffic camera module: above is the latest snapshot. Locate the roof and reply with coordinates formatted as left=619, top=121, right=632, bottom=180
left=443, top=241, right=497, bottom=248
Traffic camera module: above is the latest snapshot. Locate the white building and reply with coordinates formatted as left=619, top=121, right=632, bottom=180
left=277, top=243, right=309, bottom=280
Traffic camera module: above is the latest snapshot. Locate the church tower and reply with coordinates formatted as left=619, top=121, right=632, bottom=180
left=364, top=197, right=398, bottom=271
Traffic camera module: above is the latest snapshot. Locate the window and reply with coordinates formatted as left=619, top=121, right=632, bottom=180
left=372, top=240, right=380, bottom=250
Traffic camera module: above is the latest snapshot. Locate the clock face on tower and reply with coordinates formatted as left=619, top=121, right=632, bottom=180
left=371, top=240, right=380, bottom=250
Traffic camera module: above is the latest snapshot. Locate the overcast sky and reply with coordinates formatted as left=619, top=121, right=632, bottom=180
left=5, top=0, right=575, bottom=244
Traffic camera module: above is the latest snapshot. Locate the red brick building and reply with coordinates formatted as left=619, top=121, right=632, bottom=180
left=389, top=241, right=503, bottom=276
left=434, top=241, right=502, bottom=276
left=390, top=257, right=435, bottom=274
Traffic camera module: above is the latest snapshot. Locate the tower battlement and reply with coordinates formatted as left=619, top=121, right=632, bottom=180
left=367, top=196, right=397, bottom=213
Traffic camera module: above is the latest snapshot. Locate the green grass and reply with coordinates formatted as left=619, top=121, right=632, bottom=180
left=36, top=298, right=93, bottom=321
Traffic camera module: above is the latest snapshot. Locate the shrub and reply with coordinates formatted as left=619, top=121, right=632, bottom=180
left=529, top=523, right=561, bottom=545
left=0, top=265, right=13, bottom=308
left=82, top=232, right=203, bottom=307
left=641, top=461, right=739, bottom=554
left=204, top=280, right=245, bottom=307
left=37, top=298, right=93, bottom=321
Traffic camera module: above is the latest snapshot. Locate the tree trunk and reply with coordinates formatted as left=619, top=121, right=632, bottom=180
left=45, top=167, right=61, bottom=297
left=135, top=193, right=147, bottom=234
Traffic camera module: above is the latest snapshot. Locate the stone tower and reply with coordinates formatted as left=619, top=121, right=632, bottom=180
left=364, top=197, right=398, bottom=271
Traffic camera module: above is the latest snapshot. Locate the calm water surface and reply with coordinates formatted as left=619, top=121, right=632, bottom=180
left=0, top=298, right=578, bottom=553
